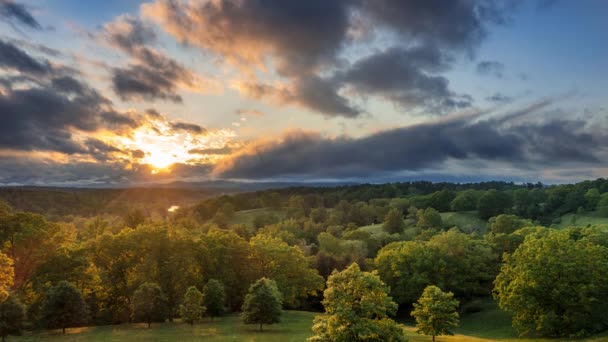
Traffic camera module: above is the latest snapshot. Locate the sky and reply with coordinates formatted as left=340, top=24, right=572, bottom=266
left=0, top=0, right=607, bottom=186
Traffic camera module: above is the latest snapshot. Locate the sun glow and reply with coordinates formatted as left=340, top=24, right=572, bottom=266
left=110, top=116, right=236, bottom=174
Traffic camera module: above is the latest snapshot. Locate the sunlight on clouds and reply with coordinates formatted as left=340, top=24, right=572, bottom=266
left=111, top=115, right=236, bottom=173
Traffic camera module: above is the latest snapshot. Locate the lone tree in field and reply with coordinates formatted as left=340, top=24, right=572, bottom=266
left=0, top=296, right=25, bottom=342
left=383, top=208, right=405, bottom=234
left=242, top=278, right=282, bottom=332
left=41, top=281, right=88, bottom=334
left=179, top=286, right=204, bottom=326
left=132, top=282, right=168, bottom=328
left=308, top=263, right=405, bottom=342
left=202, top=279, right=225, bottom=321
left=411, top=285, right=459, bottom=342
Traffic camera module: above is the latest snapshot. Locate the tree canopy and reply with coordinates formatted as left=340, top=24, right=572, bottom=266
left=494, top=230, right=608, bottom=337
left=308, top=263, right=405, bottom=342
left=411, top=285, right=459, bottom=342
left=242, top=278, right=283, bottom=332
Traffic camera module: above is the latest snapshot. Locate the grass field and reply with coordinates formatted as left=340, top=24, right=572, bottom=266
left=555, top=210, right=608, bottom=229
left=14, top=311, right=314, bottom=342
left=440, top=211, right=489, bottom=234
left=12, top=306, right=608, bottom=341
left=227, top=207, right=287, bottom=228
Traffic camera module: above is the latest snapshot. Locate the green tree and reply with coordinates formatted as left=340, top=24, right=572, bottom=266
left=0, top=296, right=25, bottom=342
left=0, top=254, right=13, bottom=302
left=383, top=208, right=405, bottom=234
left=241, top=278, right=282, bottom=332
left=584, top=188, right=600, bottom=210
left=597, top=193, right=608, bottom=217
left=308, top=263, right=405, bottom=342
left=132, top=282, right=168, bottom=328
left=494, top=230, right=608, bottom=337
left=179, top=286, right=204, bottom=326
left=429, top=190, right=456, bottom=212
left=450, top=190, right=480, bottom=212
left=375, top=230, right=496, bottom=306
left=477, top=190, right=512, bottom=220
left=489, top=214, right=531, bottom=235
left=411, top=285, right=459, bottom=342
left=416, top=207, right=442, bottom=230
left=41, top=281, right=88, bottom=334
left=248, top=235, right=324, bottom=308
left=123, top=209, right=146, bottom=228
left=202, top=279, right=225, bottom=320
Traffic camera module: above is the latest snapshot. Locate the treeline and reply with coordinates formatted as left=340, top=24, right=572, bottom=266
left=1, top=179, right=608, bottom=339
left=0, top=187, right=217, bottom=219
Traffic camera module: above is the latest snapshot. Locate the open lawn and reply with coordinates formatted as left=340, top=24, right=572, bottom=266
left=13, top=311, right=314, bottom=342
left=11, top=307, right=608, bottom=342
left=440, top=211, right=489, bottom=234
left=227, top=207, right=286, bottom=228
left=555, top=211, right=608, bottom=229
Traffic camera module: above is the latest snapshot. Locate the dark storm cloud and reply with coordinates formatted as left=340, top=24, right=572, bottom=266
left=215, top=112, right=607, bottom=179
left=477, top=60, right=505, bottom=78
left=144, top=0, right=520, bottom=117
left=51, top=76, right=85, bottom=94
left=0, top=85, right=135, bottom=154
left=101, top=15, right=199, bottom=103
left=0, top=39, right=51, bottom=75
left=339, top=46, right=471, bottom=112
left=170, top=122, right=206, bottom=134
left=0, top=0, right=41, bottom=30
left=361, top=0, right=514, bottom=53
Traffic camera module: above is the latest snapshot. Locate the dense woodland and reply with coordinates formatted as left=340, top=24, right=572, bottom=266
left=1, top=179, right=608, bottom=340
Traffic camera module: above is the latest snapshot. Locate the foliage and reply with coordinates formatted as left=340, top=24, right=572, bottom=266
left=494, top=230, right=608, bottom=337
left=416, top=207, right=442, bottom=230
left=489, top=214, right=531, bottom=234
left=376, top=230, right=497, bottom=306
left=308, top=263, right=405, bottom=342
left=242, top=278, right=283, bottom=331
left=132, top=282, right=168, bottom=328
left=179, top=286, right=204, bottom=326
left=477, top=190, right=512, bottom=220
left=383, top=208, right=405, bottom=234
left=202, top=279, right=225, bottom=320
left=411, top=285, right=459, bottom=342
left=41, top=281, right=88, bottom=333
left=0, top=253, right=13, bottom=302
left=0, top=296, right=25, bottom=341
left=248, top=235, right=324, bottom=308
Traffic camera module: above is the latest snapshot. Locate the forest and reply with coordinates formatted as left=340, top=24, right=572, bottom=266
left=1, top=179, right=608, bottom=341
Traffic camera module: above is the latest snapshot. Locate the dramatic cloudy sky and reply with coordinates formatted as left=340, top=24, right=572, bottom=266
left=0, top=0, right=606, bottom=185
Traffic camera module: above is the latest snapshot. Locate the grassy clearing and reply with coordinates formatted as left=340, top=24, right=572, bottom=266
left=13, top=311, right=314, bottom=342
left=555, top=211, right=608, bottom=229
left=227, top=207, right=286, bottom=228
left=441, top=211, right=489, bottom=234
left=12, top=306, right=608, bottom=342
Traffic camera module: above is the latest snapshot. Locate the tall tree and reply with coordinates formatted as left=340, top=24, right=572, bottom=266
left=132, top=282, right=168, bottom=328
left=308, top=263, right=405, bottom=342
left=411, top=285, right=459, bottom=342
left=41, top=281, right=88, bottom=334
left=0, top=254, right=13, bottom=302
left=494, top=230, right=608, bottom=337
left=383, top=208, right=405, bottom=234
left=248, top=235, right=324, bottom=308
left=0, top=296, right=25, bottom=342
left=179, top=286, right=204, bottom=326
left=202, top=279, right=225, bottom=320
left=241, top=278, right=282, bottom=332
